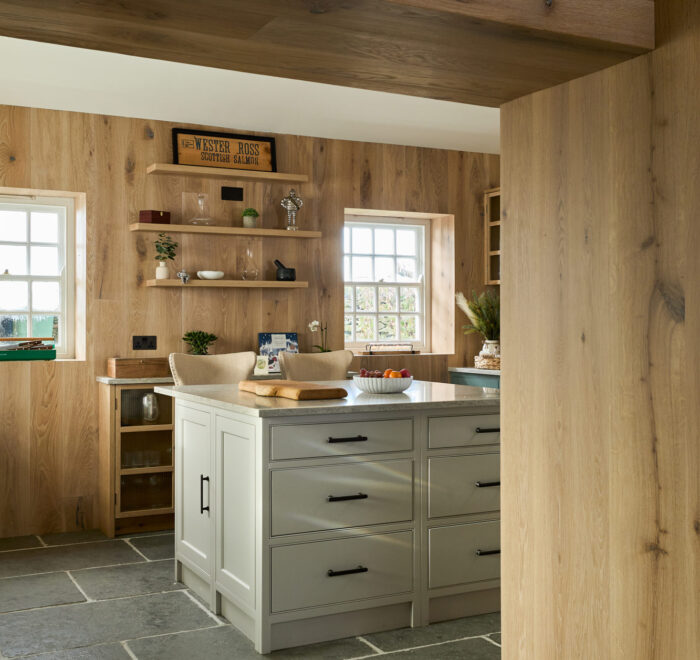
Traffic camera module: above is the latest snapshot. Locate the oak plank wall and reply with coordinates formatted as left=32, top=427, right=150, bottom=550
left=0, top=0, right=652, bottom=107
left=501, top=0, right=699, bottom=658
left=0, top=106, right=498, bottom=537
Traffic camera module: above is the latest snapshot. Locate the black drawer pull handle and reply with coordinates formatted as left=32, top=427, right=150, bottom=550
left=328, top=492, right=368, bottom=503
left=200, top=474, right=210, bottom=514
left=328, top=435, right=368, bottom=444
left=475, top=549, right=500, bottom=556
left=475, top=481, right=501, bottom=488
left=327, top=565, right=368, bottom=577
left=475, top=427, right=500, bottom=434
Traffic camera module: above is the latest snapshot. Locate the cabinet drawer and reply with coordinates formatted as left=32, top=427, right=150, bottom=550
left=428, top=414, right=500, bottom=448
left=271, top=459, right=413, bottom=535
left=429, top=520, right=500, bottom=589
left=271, top=531, right=413, bottom=612
left=428, top=453, right=499, bottom=518
left=270, top=419, right=413, bottom=460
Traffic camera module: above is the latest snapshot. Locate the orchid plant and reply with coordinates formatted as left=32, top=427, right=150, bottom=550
left=308, top=320, right=330, bottom=352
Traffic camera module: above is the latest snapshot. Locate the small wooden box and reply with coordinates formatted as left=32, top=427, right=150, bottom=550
left=139, top=210, right=171, bottom=224
left=107, top=357, right=171, bottom=378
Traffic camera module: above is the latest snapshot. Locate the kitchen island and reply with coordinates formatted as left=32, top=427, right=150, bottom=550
left=156, top=380, right=501, bottom=653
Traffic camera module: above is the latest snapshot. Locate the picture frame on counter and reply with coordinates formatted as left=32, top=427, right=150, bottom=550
left=172, top=128, right=277, bottom=172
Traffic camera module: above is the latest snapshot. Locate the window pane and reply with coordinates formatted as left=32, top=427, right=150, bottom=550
left=0, top=281, right=28, bottom=310
left=0, top=314, right=28, bottom=338
left=355, top=287, right=376, bottom=312
left=378, top=287, right=397, bottom=312
left=378, top=315, right=398, bottom=340
left=396, top=229, right=417, bottom=256
left=30, top=246, right=60, bottom=275
left=374, top=228, right=394, bottom=255
left=355, top=316, right=376, bottom=342
left=343, top=255, right=351, bottom=281
left=32, top=281, right=60, bottom=311
left=374, top=257, right=394, bottom=282
left=351, top=256, right=373, bottom=282
left=32, top=314, right=59, bottom=340
left=351, top=226, right=372, bottom=254
left=344, top=286, right=353, bottom=312
left=31, top=212, right=59, bottom=243
left=397, top=257, right=417, bottom=282
left=400, top=287, right=419, bottom=312
left=400, top=315, right=419, bottom=341
left=344, top=315, right=353, bottom=341
left=0, top=210, right=27, bottom=242
left=0, top=245, right=27, bottom=275
left=343, top=226, right=350, bottom=254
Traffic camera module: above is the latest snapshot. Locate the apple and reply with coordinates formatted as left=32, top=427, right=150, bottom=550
left=399, top=368, right=411, bottom=378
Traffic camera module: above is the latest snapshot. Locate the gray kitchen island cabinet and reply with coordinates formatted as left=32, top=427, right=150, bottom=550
left=156, top=380, right=500, bottom=653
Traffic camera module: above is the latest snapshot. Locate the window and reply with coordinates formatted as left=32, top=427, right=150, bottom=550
left=343, top=217, right=430, bottom=351
left=0, top=196, right=75, bottom=358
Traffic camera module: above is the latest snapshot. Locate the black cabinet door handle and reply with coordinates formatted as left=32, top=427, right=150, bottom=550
left=200, top=475, right=210, bottom=514
left=475, top=549, right=500, bottom=556
left=327, top=492, right=368, bottom=502
left=327, top=565, right=368, bottom=577
left=328, top=435, right=368, bottom=444
left=475, top=427, right=500, bottom=434
left=475, top=481, right=501, bottom=488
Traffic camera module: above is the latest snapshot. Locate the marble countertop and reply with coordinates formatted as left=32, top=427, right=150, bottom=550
left=448, top=367, right=501, bottom=376
left=155, top=379, right=500, bottom=418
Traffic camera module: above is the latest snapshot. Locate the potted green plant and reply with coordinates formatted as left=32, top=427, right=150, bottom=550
left=242, top=207, right=259, bottom=229
left=182, top=330, right=218, bottom=355
left=456, top=290, right=500, bottom=364
left=154, top=232, right=178, bottom=280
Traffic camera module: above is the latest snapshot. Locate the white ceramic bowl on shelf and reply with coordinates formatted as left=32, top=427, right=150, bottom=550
left=353, top=375, right=413, bottom=394
left=197, top=271, right=225, bottom=280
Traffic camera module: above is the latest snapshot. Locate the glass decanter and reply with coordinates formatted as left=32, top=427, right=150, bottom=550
left=241, top=248, right=259, bottom=280
left=188, top=193, right=214, bottom=226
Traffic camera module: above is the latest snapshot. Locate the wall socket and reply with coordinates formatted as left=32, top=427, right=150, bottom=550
left=133, top=335, right=157, bottom=350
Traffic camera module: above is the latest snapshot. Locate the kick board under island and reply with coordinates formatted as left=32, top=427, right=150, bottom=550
left=156, top=380, right=501, bottom=654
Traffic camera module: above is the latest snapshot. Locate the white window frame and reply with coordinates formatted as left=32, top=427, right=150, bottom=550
left=0, top=195, right=76, bottom=358
left=343, top=216, right=431, bottom=352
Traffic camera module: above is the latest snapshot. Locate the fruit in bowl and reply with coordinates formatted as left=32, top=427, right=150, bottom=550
left=354, top=368, right=413, bottom=394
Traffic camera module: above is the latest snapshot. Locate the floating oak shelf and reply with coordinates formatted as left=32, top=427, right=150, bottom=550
left=145, top=279, right=308, bottom=289
left=147, top=163, right=309, bottom=183
left=129, top=222, right=321, bottom=239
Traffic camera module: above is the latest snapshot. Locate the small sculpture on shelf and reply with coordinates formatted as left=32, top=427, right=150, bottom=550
left=280, top=189, right=303, bottom=231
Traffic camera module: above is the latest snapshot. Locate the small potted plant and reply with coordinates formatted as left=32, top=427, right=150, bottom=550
left=154, top=232, right=177, bottom=280
left=456, top=290, right=500, bottom=367
left=182, top=330, right=218, bottom=355
left=242, top=207, right=259, bottom=229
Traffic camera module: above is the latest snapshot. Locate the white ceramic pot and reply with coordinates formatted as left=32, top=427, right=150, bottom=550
left=353, top=376, right=413, bottom=394
left=155, top=261, right=169, bottom=280
left=480, top=340, right=500, bottom=358
left=243, top=216, right=258, bottom=228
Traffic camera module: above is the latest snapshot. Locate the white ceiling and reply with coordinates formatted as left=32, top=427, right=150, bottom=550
left=0, top=37, right=500, bottom=154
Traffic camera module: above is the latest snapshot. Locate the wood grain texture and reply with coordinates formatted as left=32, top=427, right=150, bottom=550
left=0, top=105, right=496, bottom=537
left=0, top=0, right=651, bottom=107
left=500, top=0, right=700, bottom=656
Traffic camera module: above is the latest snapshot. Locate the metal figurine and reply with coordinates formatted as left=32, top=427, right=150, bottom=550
left=176, top=270, right=190, bottom=284
left=280, top=189, right=303, bottom=231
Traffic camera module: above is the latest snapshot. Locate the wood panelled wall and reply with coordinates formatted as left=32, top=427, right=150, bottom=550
left=501, top=0, right=699, bottom=657
left=0, top=105, right=498, bottom=537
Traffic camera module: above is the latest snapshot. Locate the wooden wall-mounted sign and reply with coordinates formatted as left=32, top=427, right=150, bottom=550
left=172, top=129, right=277, bottom=172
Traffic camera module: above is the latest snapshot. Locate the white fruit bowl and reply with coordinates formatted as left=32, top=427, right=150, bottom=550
left=197, top=270, right=224, bottom=280
left=353, top=375, right=413, bottom=394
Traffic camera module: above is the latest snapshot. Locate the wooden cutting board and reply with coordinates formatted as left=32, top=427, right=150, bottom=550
left=239, top=379, right=348, bottom=401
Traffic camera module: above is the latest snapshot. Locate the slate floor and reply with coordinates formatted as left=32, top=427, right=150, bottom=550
left=0, top=531, right=501, bottom=658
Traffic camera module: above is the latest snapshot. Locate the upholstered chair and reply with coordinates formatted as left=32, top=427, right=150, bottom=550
left=278, top=349, right=353, bottom=381
left=169, top=351, right=256, bottom=386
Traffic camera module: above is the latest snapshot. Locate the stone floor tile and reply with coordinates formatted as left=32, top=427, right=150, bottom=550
left=71, top=559, right=181, bottom=600
left=24, top=643, right=130, bottom=659
left=382, top=636, right=500, bottom=659
left=363, top=613, right=501, bottom=652
left=0, top=535, right=43, bottom=552
left=127, top=533, right=174, bottom=560
left=39, top=530, right=109, bottom=546
left=0, top=541, right=143, bottom=579
left=0, top=590, right=214, bottom=658
left=0, top=572, right=85, bottom=613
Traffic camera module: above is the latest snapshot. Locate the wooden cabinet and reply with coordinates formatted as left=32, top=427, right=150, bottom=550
left=484, top=187, right=501, bottom=285
left=97, top=380, right=174, bottom=537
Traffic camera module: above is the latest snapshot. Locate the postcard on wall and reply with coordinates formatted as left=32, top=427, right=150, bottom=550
left=258, top=333, right=298, bottom=374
